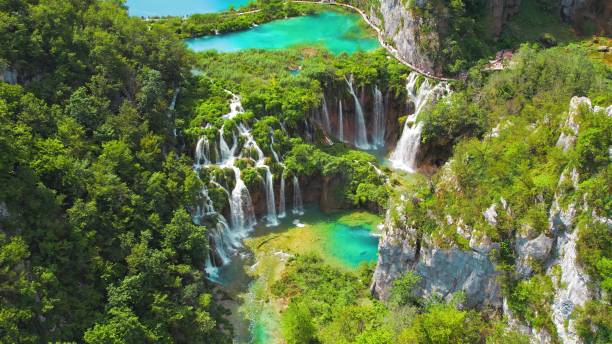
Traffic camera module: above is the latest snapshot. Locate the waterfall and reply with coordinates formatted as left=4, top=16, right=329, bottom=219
left=229, top=166, right=257, bottom=232
left=239, top=123, right=278, bottom=226
left=270, top=145, right=280, bottom=163
left=278, top=168, right=286, bottom=218
left=322, top=94, right=332, bottom=133
left=338, top=99, right=344, bottom=142
left=170, top=87, right=180, bottom=111
left=373, top=85, right=385, bottom=148
left=270, top=128, right=281, bottom=163
left=219, top=127, right=235, bottom=164
left=193, top=92, right=263, bottom=277
left=292, top=176, right=304, bottom=215
left=223, top=90, right=245, bottom=119
left=195, top=136, right=210, bottom=165
left=389, top=72, right=450, bottom=172
left=262, top=166, right=279, bottom=226
left=345, top=74, right=369, bottom=150
left=197, top=182, right=238, bottom=279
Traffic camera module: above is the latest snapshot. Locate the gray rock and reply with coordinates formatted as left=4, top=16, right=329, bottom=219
left=370, top=216, right=419, bottom=299
left=377, top=0, right=436, bottom=74
left=415, top=247, right=502, bottom=308
left=469, top=235, right=499, bottom=254
left=483, top=203, right=498, bottom=226
left=557, top=97, right=591, bottom=152
left=515, top=233, right=554, bottom=278
left=371, top=213, right=502, bottom=309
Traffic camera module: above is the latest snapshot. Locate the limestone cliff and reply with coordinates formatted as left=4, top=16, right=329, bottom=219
left=561, top=0, right=612, bottom=34
left=364, top=0, right=521, bottom=75
left=371, top=97, right=611, bottom=343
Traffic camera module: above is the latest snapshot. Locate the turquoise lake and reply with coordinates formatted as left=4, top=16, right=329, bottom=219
left=186, top=11, right=380, bottom=54
left=126, top=0, right=252, bottom=17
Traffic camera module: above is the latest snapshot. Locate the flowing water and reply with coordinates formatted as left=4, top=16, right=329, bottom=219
left=345, top=74, right=370, bottom=149
left=372, top=85, right=385, bottom=148
left=322, top=94, right=332, bottom=133
left=126, top=0, right=252, bottom=17
left=389, top=72, right=450, bottom=172
left=186, top=11, right=380, bottom=55
left=292, top=176, right=304, bottom=216
left=338, top=99, right=344, bottom=142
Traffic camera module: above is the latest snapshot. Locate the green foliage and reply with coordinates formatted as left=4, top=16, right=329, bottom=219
left=281, top=301, right=316, bottom=344
left=0, top=1, right=225, bottom=342
left=508, top=275, right=556, bottom=334
left=388, top=272, right=422, bottom=307
left=399, top=303, right=485, bottom=344
left=574, top=301, right=611, bottom=344
left=577, top=218, right=612, bottom=295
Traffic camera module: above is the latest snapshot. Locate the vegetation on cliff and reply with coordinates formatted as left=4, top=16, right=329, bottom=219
left=386, top=43, right=611, bottom=342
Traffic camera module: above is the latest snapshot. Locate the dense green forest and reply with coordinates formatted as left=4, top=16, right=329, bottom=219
left=1, top=0, right=610, bottom=343
left=0, top=0, right=221, bottom=342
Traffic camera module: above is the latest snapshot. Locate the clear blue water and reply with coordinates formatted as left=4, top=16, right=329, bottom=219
left=186, top=11, right=380, bottom=55
left=126, top=0, right=252, bottom=17
left=324, top=222, right=379, bottom=268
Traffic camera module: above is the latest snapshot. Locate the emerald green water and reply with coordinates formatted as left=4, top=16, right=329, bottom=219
left=321, top=221, right=380, bottom=268
left=216, top=206, right=380, bottom=343
left=186, top=11, right=380, bottom=54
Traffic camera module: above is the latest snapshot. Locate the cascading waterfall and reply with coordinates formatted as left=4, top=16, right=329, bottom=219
left=239, top=123, right=278, bottom=227
left=195, top=136, right=210, bottom=165
left=345, top=74, right=369, bottom=149
left=338, top=99, right=344, bottom=142
left=223, top=90, right=244, bottom=119
left=262, top=166, right=279, bottom=227
left=219, top=127, right=236, bottom=164
left=278, top=169, right=286, bottom=218
left=389, top=72, right=450, bottom=172
left=193, top=93, right=263, bottom=277
left=228, top=166, right=257, bottom=232
left=372, top=85, right=385, bottom=148
left=292, top=175, right=304, bottom=215
left=321, top=94, right=332, bottom=133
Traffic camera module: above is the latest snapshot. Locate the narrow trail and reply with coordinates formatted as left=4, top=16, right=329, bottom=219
left=291, top=1, right=458, bottom=81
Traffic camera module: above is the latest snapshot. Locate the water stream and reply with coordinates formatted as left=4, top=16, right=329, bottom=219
left=345, top=74, right=370, bottom=149
left=372, top=85, right=385, bottom=148
left=389, top=72, right=450, bottom=172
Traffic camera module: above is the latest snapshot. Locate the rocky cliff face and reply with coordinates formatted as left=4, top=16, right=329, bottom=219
left=370, top=198, right=503, bottom=309
left=369, top=0, right=439, bottom=74
left=561, top=0, right=612, bottom=34
left=371, top=97, right=611, bottom=343
left=366, top=0, right=521, bottom=75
